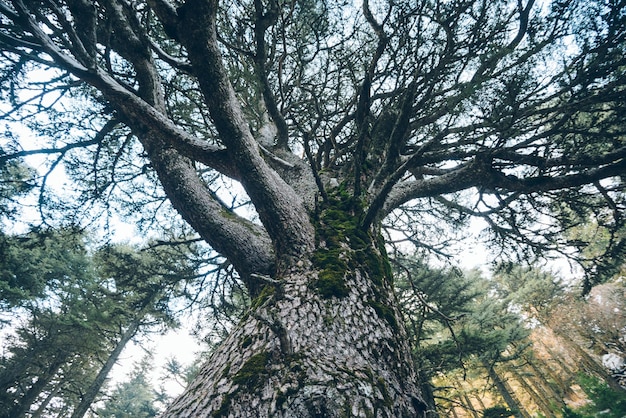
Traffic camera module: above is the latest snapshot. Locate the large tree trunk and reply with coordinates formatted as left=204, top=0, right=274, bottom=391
left=165, top=259, right=426, bottom=417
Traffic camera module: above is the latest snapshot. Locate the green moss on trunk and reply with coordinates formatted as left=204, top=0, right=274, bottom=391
left=367, top=300, right=398, bottom=330
left=232, top=351, right=270, bottom=389
left=311, top=188, right=393, bottom=298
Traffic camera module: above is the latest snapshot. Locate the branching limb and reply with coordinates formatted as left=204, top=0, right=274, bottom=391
left=175, top=0, right=315, bottom=259
left=253, top=0, right=289, bottom=149
left=354, top=0, right=390, bottom=197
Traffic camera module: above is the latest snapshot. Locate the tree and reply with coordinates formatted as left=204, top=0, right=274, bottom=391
left=0, top=226, right=89, bottom=309
left=95, top=355, right=160, bottom=418
left=0, top=142, right=34, bottom=220
left=1, top=0, right=625, bottom=416
left=395, top=259, right=533, bottom=416
left=0, top=227, right=210, bottom=417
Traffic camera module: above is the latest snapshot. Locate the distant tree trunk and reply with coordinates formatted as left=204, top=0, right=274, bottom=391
left=521, top=352, right=567, bottom=399
left=473, top=391, right=486, bottom=410
left=30, top=384, right=60, bottom=418
left=418, top=378, right=439, bottom=418
left=553, top=329, right=626, bottom=392
left=535, top=340, right=578, bottom=393
left=482, top=360, right=527, bottom=418
left=164, top=260, right=427, bottom=417
left=450, top=405, right=460, bottom=418
left=452, top=376, right=479, bottom=418
left=70, top=320, right=141, bottom=418
left=506, top=365, right=554, bottom=416
left=9, top=359, right=65, bottom=418
left=461, top=394, right=479, bottom=417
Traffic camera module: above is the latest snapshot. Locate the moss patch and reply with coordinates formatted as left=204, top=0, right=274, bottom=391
left=212, top=393, right=231, bottom=417
left=311, top=248, right=350, bottom=298
left=241, top=336, right=253, bottom=349
left=311, top=187, right=393, bottom=298
left=250, top=285, right=275, bottom=310
left=376, top=377, right=393, bottom=408
left=314, top=270, right=350, bottom=298
left=368, top=300, right=398, bottom=329
left=232, top=351, right=270, bottom=389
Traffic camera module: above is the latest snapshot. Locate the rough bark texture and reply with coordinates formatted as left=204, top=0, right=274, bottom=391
left=165, top=262, right=426, bottom=417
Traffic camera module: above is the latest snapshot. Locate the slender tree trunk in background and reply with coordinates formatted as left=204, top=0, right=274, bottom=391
left=521, top=352, right=567, bottom=399
left=553, top=329, right=626, bottom=392
left=506, top=366, right=554, bottom=416
left=70, top=320, right=141, bottom=418
left=165, top=261, right=426, bottom=417
left=482, top=360, right=527, bottom=418
left=451, top=405, right=460, bottom=418
left=524, top=361, right=566, bottom=412
left=538, top=342, right=577, bottom=388
left=30, top=383, right=61, bottom=418
left=452, top=376, right=479, bottom=418
left=461, top=393, right=479, bottom=418
left=9, top=360, right=65, bottom=418
left=474, top=393, right=486, bottom=410
left=418, top=378, right=439, bottom=417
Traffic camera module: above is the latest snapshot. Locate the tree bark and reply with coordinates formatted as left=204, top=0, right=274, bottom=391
left=164, top=261, right=426, bottom=417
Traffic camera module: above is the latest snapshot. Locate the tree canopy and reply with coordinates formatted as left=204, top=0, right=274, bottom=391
left=0, top=0, right=624, bottom=286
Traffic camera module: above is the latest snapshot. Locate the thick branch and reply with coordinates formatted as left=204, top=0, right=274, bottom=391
left=383, top=157, right=626, bottom=216
left=5, top=0, right=274, bottom=282
left=175, top=0, right=315, bottom=259
left=145, top=142, right=275, bottom=287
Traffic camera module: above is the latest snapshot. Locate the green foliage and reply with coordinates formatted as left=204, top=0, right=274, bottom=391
left=569, top=373, right=626, bottom=418
left=396, top=257, right=535, bottom=416
left=564, top=214, right=626, bottom=292
left=398, top=259, right=529, bottom=372
left=0, top=227, right=90, bottom=308
left=0, top=287, right=111, bottom=416
left=562, top=406, right=585, bottom=418
left=0, top=143, right=35, bottom=219
left=96, top=356, right=159, bottom=418
left=492, top=263, right=566, bottom=317
left=0, top=227, right=208, bottom=417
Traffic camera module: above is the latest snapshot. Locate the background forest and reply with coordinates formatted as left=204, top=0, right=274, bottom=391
left=1, top=156, right=625, bottom=417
